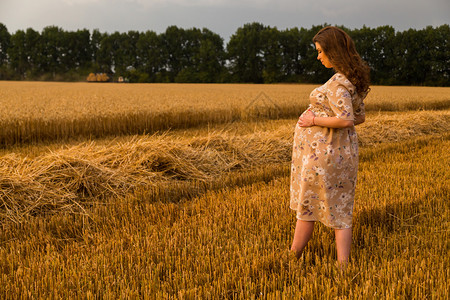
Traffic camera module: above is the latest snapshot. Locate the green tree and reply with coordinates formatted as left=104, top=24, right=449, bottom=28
left=136, top=30, right=163, bottom=82
left=368, top=26, right=397, bottom=85
left=8, top=30, right=28, bottom=77
left=0, top=23, right=10, bottom=67
left=96, top=32, right=114, bottom=74
left=422, top=25, right=450, bottom=86
left=299, top=24, right=334, bottom=84
left=38, top=26, right=67, bottom=76
left=91, top=29, right=104, bottom=72
left=122, top=30, right=140, bottom=73
left=394, top=28, right=426, bottom=85
left=97, top=31, right=138, bottom=77
left=227, top=22, right=267, bottom=83
left=23, top=28, right=41, bottom=77
left=108, top=32, right=125, bottom=76
left=350, top=25, right=378, bottom=75
left=71, top=29, right=92, bottom=70
left=261, top=26, right=283, bottom=83
left=278, top=27, right=303, bottom=82
left=0, top=23, right=11, bottom=79
left=161, top=26, right=219, bottom=83
left=160, top=26, right=189, bottom=81
left=191, top=28, right=226, bottom=83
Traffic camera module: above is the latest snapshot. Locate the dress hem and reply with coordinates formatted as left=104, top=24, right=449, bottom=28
left=294, top=212, right=353, bottom=229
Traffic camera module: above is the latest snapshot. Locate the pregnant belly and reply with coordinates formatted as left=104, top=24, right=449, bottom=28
left=294, top=120, right=342, bottom=147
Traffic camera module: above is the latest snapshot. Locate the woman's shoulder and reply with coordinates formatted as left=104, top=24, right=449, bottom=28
left=328, top=73, right=356, bottom=95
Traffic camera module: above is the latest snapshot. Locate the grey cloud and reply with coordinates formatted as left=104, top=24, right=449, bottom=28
left=0, top=0, right=448, bottom=40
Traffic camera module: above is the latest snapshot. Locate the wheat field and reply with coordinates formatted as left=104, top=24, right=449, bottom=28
left=0, top=82, right=449, bottom=299
left=0, top=81, right=449, bottom=146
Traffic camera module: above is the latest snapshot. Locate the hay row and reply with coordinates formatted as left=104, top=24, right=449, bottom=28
left=0, top=110, right=449, bottom=223
left=2, top=100, right=449, bottom=147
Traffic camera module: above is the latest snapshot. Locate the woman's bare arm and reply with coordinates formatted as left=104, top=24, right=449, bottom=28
left=298, top=110, right=354, bottom=128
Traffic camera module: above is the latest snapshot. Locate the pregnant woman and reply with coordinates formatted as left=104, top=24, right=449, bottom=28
left=290, top=26, right=370, bottom=265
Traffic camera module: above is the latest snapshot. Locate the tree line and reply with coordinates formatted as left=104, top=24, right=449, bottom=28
left=0, top=22, right=448, bottom=86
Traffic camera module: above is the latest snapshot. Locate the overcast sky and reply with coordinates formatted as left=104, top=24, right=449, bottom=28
left=1, top=0, right=449, bottom=41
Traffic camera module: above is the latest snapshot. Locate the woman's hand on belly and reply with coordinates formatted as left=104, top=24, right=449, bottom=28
left=298, top=109, right=354, bottom=128
left=298, top=110, right=315, bottom=127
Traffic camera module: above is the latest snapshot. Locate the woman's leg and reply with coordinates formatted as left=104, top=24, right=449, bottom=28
left=334, top=227, right=352, bottom=264
left=290, top=220, right=315, bottom=258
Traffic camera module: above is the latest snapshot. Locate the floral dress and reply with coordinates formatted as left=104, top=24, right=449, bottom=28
left=290, top=73, right=366, bottom=229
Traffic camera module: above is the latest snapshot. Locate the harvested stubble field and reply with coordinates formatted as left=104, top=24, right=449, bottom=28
left=0, top=82, right=449, bottom=299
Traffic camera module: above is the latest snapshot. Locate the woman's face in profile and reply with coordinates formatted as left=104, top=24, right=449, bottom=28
left=315, top=42, right=333, bottom=69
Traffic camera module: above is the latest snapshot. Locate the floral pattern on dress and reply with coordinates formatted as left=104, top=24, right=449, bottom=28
left=290, top=73, right=367, bottom=229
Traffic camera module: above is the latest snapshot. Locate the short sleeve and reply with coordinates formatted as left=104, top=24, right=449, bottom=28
left=326, top=75, right=355, bottom=121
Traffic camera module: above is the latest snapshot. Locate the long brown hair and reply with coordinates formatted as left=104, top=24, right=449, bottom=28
left=313, top=26, right=370, bottom=95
